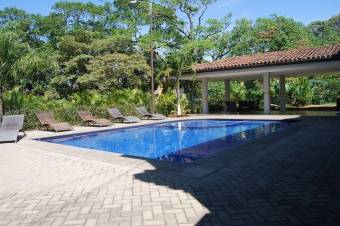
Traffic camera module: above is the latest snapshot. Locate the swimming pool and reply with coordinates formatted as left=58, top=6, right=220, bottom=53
left=39, top=120, right=287, bottom=163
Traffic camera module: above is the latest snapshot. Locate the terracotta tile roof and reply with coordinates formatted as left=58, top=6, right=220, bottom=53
left=193, top=44, right=340, bottom=73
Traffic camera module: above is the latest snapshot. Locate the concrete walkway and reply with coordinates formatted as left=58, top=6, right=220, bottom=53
left=0, top=117, right=339, bottom=225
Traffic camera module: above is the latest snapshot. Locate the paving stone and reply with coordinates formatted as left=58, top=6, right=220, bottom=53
left=85, top=218, right=97, bottom=226
left=0, top=117, right=339, bottom=226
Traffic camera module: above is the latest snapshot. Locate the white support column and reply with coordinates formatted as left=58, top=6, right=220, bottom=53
left=279, top=76, right=287, bottom=114
left=224, top=80, right=230, bottom=102
left=202, top=78, right=209, bottom=114
left=263, top=72, right=271, bottom=115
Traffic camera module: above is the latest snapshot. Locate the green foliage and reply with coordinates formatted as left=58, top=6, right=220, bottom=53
left=16, top=48, right=59, bottom=94
left=208, top=81, right=262, bottom=111
left=50, top=54, right=93, bottom=96
left=4, top=88, right=151, bottom=129
left=244, top=80, right=263, bottom=102
left=0, top=31, right=28, bottom=89
left=89, top=33, right=134, bottom=55
left=309, top=14, right=340, bottom=45
left=286, top=78, right=313, bottom=106
left=3, top=87, right=24, bottom=111
left=155, top=91, right=191, bottom=116
left=0, top=7, right=28, bottom=27
left=52, top=1, right=112, bottom=31
left=77, top=53, right=150, bottom=91
left=35, top=13, right=67, bottom=47
left=0, top=1, right=339, bottom=119
left=70, top=91, right=108, bottom=107
left=0, top=7, right=42, bottom=46
left=178, top=95, right=191, bottom=116
left=231, top=82, right=247, bottom=103
left=253, top=15, right=312, bottom=52
left=228, top=18, right=255, bottom=56
left=155, top=91, right=177, bottom=115
left=208, top=82, right=224, bottom=111
left=310, top=75, right=340, bottom=104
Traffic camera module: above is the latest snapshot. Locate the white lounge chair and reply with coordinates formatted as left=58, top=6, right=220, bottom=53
left=0, top=114, right=25, bottom=143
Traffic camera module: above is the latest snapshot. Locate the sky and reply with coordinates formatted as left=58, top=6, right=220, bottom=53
left=0, top=0, right=339, bottom=25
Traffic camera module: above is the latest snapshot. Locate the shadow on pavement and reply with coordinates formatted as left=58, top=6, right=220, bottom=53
left=132, top=117, right=340, bottom=225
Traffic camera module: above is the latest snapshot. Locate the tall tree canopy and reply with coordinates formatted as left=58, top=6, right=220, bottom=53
left=0, top=2, right=339, bottom=115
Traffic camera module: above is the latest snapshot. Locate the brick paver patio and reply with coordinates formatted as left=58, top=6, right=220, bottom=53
left=0, top=117, right=339, bottom=225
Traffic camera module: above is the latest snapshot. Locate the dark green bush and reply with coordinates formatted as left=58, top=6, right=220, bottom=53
left=287, top=78, right=313, bottom=106
left=3, top=88, right=151, bottom=130
left=208, top=82, right=225, bottom=111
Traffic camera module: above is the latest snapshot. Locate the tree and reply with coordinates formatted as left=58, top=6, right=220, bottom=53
left=0, top=7, right=28, bottom=27
left=50, top=54, right=92, bottom=96
left=15, top=48, right=59, bottom=95
left=161, top=0, right=231, bottom=61
left=77, top=53, right=150, bottom=91
left=253, top=15, right=312, bottom=52
left=228, top=18, right=255, bottom=56
left=286, top=78, right=313, bottom=106
left=0, top=1, right=339, bottom=116
left=0, top=32, right=28, bottom=115
left=309, top=14, right=340, bottom=45
left=52, top=1, right=113, bottom=32
left=35, top=13, right=67, bottom=47
left=157, top=0, right=231, bottom=114
left=161, top=39, right=213, bottom=115
left=0, top=7, right=42, bottom=47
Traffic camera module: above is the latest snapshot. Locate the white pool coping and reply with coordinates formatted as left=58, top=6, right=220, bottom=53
left=24, top=114, right=301, bottom=140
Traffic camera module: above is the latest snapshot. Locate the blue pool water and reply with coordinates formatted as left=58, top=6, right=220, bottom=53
left=40, top=120, right=287, bottom=163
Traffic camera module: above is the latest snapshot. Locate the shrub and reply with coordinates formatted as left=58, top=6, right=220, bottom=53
left=208, top=82, right=225, bottom=111
left=155, top=92, right=177, bottom=115
left=2, top=88, right=151, bottom=130
left=155, top=91, right=191, bottom=116
left=287, top=78, right=313, bottom=106
left=3, top=87, right=24, bottom=111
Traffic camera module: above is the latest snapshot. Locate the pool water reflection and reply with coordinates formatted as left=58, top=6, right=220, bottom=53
left=40, top=120, right=288, bottom=163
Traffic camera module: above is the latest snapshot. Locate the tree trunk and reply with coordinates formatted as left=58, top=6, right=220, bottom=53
left=0, top=87, right=3, bottom=117
left=176, top=77, right=181, bottom=116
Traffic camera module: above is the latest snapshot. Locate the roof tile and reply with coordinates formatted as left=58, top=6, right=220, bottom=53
left=193, top=44, right=340, bottom=73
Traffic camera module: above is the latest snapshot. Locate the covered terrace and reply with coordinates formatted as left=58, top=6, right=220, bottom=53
left=181, top=44, right=340, bottom=114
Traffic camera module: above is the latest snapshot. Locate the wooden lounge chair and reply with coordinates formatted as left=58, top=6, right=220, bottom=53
left=78, top=110, right=112, bottom=127
left=107, top=108, right=140, bottom=123
left=36, top=112, right=73, bottom=132
left=0, top=114, right=25, bottom=143
left=135, top=106, right=167, bottom=120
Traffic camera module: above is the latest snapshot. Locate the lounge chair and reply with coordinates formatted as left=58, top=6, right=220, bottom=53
left=238, top=101, right=250, bottom=112
left=248, top=101, right=259, bottom=111
left=135, top=107, right=167, bottom=120
left=107, top=108, right=141, bottom=123
left=224, top=101, right=238, bottom=114
left=0, top=114, right=25, bottom=143
left=36, top=112, right=73, bottom=132
left=78, top=110, right=112, bottom=127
